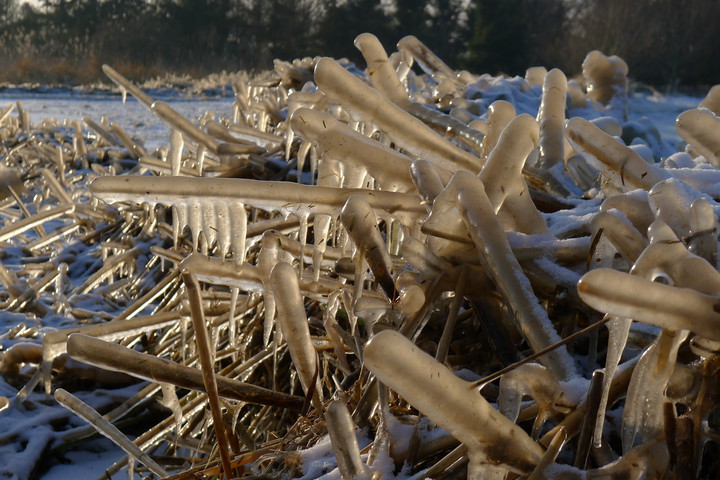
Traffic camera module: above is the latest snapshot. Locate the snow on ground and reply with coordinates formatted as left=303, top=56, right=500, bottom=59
left=0, top=91, right=235, bottom=151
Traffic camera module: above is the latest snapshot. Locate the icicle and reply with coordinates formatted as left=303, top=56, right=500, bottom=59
left=188, top=199, right=202, bottom=251
left=290, top=108, right=416, bottom=192
left=270, top=262, right=323, bottom=409
left=497, top=363, right=573, bottom=438
left=229, top=200, right=247, bottom=262
left=341, top=195, right=396, bottom=300
left=325, top=400, right=371, bottom=480
left=215, top=201, right=231, bottom=259
left=593, top=316, right=631, bottom=447
left=621, top=330, right=689, bottom=452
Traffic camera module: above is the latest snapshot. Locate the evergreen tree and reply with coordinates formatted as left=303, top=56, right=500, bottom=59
left=462, top=0, right=565, bottom=75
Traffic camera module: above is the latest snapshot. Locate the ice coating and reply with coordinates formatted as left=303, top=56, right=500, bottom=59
left=590, top=210, right=647, bottom=263
left=699, top=85, right=720, bottom=115
left=102, top=64, right=154, bottom=108
left=480, top=100, right=516, bottom=160
left=525, top=66, right=548, bottom=87
left=271, top=262, right=323, bottom=409
left=182, top=270, right=234, bottom=478
left=537, top=69, right=567, bottom=168
left=151, top=101, right=219, bottom=154
left=479, top=114, right=540, bottom=210
left=354, top=33, right=409, bottom=107
left=5, top=34, right=720, bottom=479
left=498, top=363, right=572, bottom=437
left=396, top=35, right=457, bottom=83
left=54, top=388, right=169, bottom=477
left=66, top=334, right=303, bottom=410
left=290, top=108, right=415, bottom=192
left=600, top=190, right=654, bottom=236
left=325, top=400, right=371, bottom=480
left=454, top=171, right=576, bottom=380
left=90, top=175, right=425, bottom=228
left=578, top=269, right=720, bottom=340
left=567, top=117, right=670, bottom=190
left=341, top=195, right=395, bottom=300
left=688, top=198, right=718, bottom=264
left=314, top=57, right=480, bottom=173
left=647, top=178, right=703, bottom=241
left=582, top=50, right=628, bottom=118
left=363, top=330, right=543, bottom=473
left=622, top=330, right=688, bottom=453
left=676, top=108, right=720, bottom=167
left=410, top=159, right=446, bottom=205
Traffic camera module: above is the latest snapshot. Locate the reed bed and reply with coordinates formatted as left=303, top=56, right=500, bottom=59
left=0, top=34, right=719, bottom=479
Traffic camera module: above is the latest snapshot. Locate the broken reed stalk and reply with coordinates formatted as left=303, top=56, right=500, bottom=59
left=182, top=270, right=234, bottom=479
left=66, top=334, right=304, bottom=410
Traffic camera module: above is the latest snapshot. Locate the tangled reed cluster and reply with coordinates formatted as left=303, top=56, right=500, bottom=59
left=1, top=34, right=720, bottom=479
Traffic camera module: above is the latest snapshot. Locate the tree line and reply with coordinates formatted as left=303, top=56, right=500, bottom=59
left=0, top=0, right=718, bottom=87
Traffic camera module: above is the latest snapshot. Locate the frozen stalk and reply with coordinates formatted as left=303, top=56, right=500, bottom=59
left=396, top=35, right=458, bottom=83
left=582, top=50, right=629, bottom=120
left=536, top=68, right=567, bottom=168
left=55, top=388, right=168, bottom=477
left=66, top=334, right=304, bottom=410
left=454, top=171, right=576, bottom=380
left=182, top=270, right=234, bottom=479
left=648, top=178, right=707, bottom=242
left=688, top=198, right=717, bottom=265
left=676, top=108, right=720, bottom=167
left=90, top=175, right=425, bottom=229
left=578, top=268, right=720, bottom=340
left=290, top=107, right=416, bottom=192
left=325, top=400, right=371, bottom=480
left=566, top=117, right=670, bottom=190
left=480, top=100, right=516, bottom=160
left=477, top=113, right=549, bottom=235
left=151, top=101, right=219, bottom=154
left=314, top=57, right=480, bottom=173
left=590, top=210, right=647, bottom=263
left=364, top=330, right=543, bottom=474
left=355, top=33, right=484, bottom=152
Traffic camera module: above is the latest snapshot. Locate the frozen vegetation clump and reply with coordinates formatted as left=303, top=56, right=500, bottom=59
left=1, top=34, right=720, bottom=479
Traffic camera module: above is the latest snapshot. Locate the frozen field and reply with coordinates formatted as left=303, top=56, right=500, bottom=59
left=0, top=91, right=235, bottom=151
